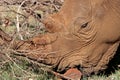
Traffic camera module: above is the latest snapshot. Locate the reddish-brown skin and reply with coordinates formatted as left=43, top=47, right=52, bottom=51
left=40, top=0, right=120, bottom=75
left=64, top=68, right=82, bottom=80
left=1, top=0, right=120, bottom=80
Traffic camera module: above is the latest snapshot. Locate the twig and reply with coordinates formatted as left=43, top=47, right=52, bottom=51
left=46, top=69, right=76, bottom=80
left=2, top=48, right=33, bottom=75
left=11, top=49, right=76, bottom=80
left=17, top=54, right=75, bottom=80
left=23, top=7, right=42, bottom=22
left=0, top=10, right=27, bottom=18
left=16, top=0, right=28, bottom=40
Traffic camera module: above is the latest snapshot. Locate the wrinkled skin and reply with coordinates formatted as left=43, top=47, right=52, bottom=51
left=41, top=0, right=120, bottom=75
left=0, top=0, right=120, bottom=77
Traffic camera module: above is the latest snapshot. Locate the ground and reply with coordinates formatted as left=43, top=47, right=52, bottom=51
left=0, top=0, right=120, bottom=80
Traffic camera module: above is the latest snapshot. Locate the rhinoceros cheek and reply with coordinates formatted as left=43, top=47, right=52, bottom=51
left=55, top=55, right=84, bottom=72
left=40, top=53, right=60, bottom=66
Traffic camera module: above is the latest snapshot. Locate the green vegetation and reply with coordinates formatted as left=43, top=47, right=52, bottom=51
left=0, top=55, right=56, bottom=80
left=0, top=0, right=120, bottom=80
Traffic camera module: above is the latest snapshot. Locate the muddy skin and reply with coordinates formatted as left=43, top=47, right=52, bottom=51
left=0, top=0, right=120, bottom=80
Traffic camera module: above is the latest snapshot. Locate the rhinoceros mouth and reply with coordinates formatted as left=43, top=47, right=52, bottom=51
left=52, top=41, right=120, bottom=75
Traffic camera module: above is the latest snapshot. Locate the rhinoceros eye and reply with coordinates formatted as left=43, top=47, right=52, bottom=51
left=81, top=22, right=88, bottom=28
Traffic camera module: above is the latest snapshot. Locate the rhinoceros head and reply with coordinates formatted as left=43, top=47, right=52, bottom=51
left=41, top=0, right=120, bottom=74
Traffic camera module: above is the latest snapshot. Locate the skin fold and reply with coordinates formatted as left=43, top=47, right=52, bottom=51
left=0, top=0, right=120, bottom=78
left=41, top=0, right=120, bottom=75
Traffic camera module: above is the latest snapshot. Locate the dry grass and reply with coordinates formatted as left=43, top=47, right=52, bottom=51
left=0, top=0, right=120, bottom=80
left=0, top=0, right=62, bottom=80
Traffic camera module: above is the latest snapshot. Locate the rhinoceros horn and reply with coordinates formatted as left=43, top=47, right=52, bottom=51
left=0, top=0, right=120, bottom=79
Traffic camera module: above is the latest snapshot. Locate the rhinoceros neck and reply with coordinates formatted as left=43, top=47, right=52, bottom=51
left=94, top=0, right=120, bottom=17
